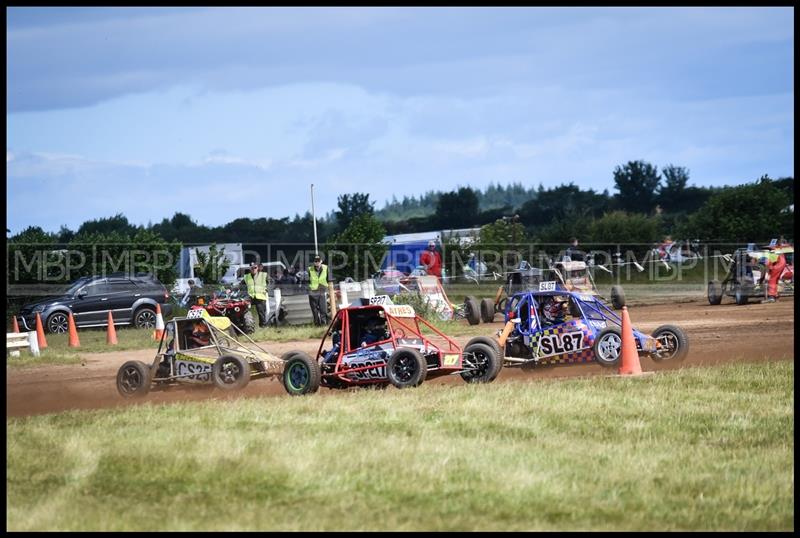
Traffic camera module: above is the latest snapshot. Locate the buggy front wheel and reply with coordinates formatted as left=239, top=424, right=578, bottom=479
left=593, top=328, right=622, bottom=368
left=116, top=360, right=152, bottom=398
left=281, top=351, right=321, bottom=396
left=211, top=355, right=250, bottom=391
left=386, top=349, right=427, bottom=389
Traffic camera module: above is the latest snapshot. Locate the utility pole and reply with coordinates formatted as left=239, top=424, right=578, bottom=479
left=311, top=183, right=319, bottom=255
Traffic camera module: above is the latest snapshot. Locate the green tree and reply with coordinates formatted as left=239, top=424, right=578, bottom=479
left=587, top=211, right=662, bottom=255
left=193, top=244, right=230, bottom=286
left=613, top=160, right=661, bottom=213
left=519, top=182, right=608, bottom=229
left=472, top=217, right=530, bottom=270
left=335, top=193, right=374, bottom=231
left=77, top=213, right=139, bottom=236
left=435, top=187, right=479, bottom=229
left=678, top=176, right=793, bottom=242
left=657, top=165, right=690, bottom=213
left=324, top=213, right=388, bottom=281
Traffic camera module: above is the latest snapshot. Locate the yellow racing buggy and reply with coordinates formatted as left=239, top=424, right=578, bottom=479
left=115, top=309, right=320, bottom=398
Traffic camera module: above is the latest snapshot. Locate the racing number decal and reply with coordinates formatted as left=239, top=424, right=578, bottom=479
left=538, top=332, right=584, bottom=357
left=442, top=353, right=459, bottom=366
left=175, top=359, right=211, bottom=382
left=539, top=281, right=557, bottom=291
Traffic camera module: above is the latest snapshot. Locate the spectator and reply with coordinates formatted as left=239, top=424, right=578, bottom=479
left=180, top=279, right=201, bottom=308
left=564, top=237, right=586, bottom=262
left=308, top=255, right=331, bottom=326
left=241, top=262, right=270, bottom=327
left=420, top=240, right=442, bottom=278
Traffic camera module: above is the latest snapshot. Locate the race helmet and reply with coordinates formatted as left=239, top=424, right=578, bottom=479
left=366, top=318, right=386, bottom=331
left=542, top=298, right=564, bottom=323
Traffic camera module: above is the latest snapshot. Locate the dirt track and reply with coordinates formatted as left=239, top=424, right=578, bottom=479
left=6, top=298, right=794, bottom=418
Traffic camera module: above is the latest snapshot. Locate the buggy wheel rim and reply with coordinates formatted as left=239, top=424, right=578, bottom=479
left=598, top=334, right=621, bottom=361
left=656, top=332, right=679, bottom=359
left=219, top=360, right=241, bottom=384
left=48, top=313, right=68, bottom=334
left=120, top=366, right=143, bottom=393
left=392, top=355, right=418, bottom=383
left=467, top=349, right=489, bottom=376
left=287, top=362, right=309, bottom=391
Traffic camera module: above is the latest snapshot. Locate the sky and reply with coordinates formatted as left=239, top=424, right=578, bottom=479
left=6, top=6, right=794, bottom=234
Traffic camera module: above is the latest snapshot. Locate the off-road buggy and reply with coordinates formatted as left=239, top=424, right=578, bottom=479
left=497, top=285, right=688, bottom=370
left=482, top=260, right=626, bottom=323
left=372, top=272, right=484, bottom=325
left=315, top=295, right=502, bottom=390
left=708, top=243, right=794, bottom=305
left=115, top=309, right=320, bottom=398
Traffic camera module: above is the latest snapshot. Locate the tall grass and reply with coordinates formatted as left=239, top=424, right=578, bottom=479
left=6, top=361, right=793, bottom=531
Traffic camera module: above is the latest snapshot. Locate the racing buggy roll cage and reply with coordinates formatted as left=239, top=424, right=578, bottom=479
left=315, top=303, right=463, bottom=385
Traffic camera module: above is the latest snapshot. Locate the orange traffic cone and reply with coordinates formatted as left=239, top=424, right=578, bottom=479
left=11, top=315, right=20, bottom=333
left=618, top=306, right=643, bottom=376
left=67, top=312, right=80, bottom=348
left=106, top=311, right=118, bottom=345
left=153, top=303, right=165, bottom=340
left=35, top=312, right=48, bottom=349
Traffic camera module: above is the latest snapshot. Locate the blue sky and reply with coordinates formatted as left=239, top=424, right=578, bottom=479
left=6, top=7, right=794, bottom=233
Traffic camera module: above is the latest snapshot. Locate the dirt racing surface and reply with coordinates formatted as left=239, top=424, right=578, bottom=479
left=6, top=298, right=794, bottom=418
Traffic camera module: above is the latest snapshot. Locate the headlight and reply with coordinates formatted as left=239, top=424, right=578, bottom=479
left=31, top=304, right=46, bottom=312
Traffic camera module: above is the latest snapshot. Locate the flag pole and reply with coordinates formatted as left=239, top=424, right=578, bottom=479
left=311, top=183, right=319, bottom=255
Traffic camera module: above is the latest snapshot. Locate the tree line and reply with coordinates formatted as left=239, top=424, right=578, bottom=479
left=7, top=161, right=794, bottom=288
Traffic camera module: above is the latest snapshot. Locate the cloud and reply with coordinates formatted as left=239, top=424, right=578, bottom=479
left=7, top=7, right=793, bottom=112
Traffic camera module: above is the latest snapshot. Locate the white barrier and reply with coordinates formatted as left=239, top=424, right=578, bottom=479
left=6, top=331, right=40, bottom=358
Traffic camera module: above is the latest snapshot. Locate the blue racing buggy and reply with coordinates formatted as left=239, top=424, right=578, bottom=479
left=497, top=283, right=689, bottom=369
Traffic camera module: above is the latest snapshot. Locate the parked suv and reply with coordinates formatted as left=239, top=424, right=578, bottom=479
left=16, top=273, right=173, bottom=334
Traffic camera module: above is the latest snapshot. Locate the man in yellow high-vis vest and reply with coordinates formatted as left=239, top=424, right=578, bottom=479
left=308, top=255, right=330, bottom=326
left=243, top=262, right=270, bottom=327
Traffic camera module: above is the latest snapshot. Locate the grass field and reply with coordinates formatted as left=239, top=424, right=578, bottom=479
left=6, top=360, right=793, bottom=531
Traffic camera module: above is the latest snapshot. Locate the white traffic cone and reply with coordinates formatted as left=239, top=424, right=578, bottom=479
left=153, top=303, right=165, bottom=340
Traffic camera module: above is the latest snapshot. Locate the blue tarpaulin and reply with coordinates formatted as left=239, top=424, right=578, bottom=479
left=382, top=241, right=429, bottom=274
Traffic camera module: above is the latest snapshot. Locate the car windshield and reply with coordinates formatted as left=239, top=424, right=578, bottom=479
left=64, top=277, right=93, bottom=296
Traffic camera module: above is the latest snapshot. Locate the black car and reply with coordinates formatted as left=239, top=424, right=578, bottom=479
left=16, top=273, right=173, bottom=334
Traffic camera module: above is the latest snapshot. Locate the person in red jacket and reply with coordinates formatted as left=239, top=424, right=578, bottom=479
left=420, top=240, right=442, bottom=278
left=764, top=248, right=788, bottom=303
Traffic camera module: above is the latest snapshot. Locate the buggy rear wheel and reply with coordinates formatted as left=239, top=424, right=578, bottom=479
left=593, top=328, right=622, bottom=368
left=116, top=360, right=152, bottom=398
left=281, top=351, right=321, bottom=396
left=460, top=342, right=501, bottom=384
left=464, top=296, right=481, bottom=325
left=734, top=284, right=749, bottom=305
left=386, top=349, right=427, bottom=389
left=480, top=298, right=495, bottom=323
left=707, top=280, right=723, bottom=305
left=496, top=297, right=508, bottom=314
left=651, top=325, right=689, bottom=362
left=211, top=355, right=250, bottom=391
left=610, top=285, right=626, bottom=310
left=241, top=311, right=256, bottom=334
